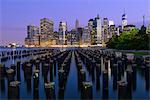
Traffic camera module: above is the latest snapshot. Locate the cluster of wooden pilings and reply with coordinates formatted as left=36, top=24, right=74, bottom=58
left=0, top=48, right=56, bottom=62
left=0, top=48, right=73, bottom=99
left=0, top=48, right=149, bottom=99
left=74, top=51, right=93, bottom=99
left=74, top=48, right=150, bottom=99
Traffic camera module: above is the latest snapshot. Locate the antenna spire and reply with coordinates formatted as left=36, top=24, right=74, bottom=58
left=143, top=15, right=145, bottom=26
left=124, top=8, right=125, bottom=14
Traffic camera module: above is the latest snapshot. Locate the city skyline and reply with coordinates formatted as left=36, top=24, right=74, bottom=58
left=0, top=0, right=150, bottom=45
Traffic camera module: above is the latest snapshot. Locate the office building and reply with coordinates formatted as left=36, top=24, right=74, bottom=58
left=27, top=25, right=39, bottom=39
left=75, top=19, right=79, bottom=30
left=25, top=25, right=39, bottom=47
left=122, top=13, right=127, bottom=29
left=59, top=22, right=67, bottom=45
left=88, top=15, right=102, bottom=45
left=82, top=26, right=91, bottom=45
left=109, top=25, right=116, bottom=38
left=77, top=27, right=83, bottom=45
left=103, top=18, right=109, bottom=43
left=40, top=18, right=54, bottom=36
left=70, top=29, right=78, bottom=45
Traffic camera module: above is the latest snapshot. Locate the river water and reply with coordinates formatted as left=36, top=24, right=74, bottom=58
left=0, top=47, right=149, bottom=100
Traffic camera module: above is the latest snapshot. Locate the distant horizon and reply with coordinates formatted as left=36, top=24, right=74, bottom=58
left=0, top=0, right=149, bottom=45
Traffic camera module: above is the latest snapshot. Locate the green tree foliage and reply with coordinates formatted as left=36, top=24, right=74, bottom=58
left=107, top=26, right=150, bottom=50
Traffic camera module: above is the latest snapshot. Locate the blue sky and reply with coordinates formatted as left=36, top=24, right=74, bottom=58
left=0, top=0, right=149, bottom=45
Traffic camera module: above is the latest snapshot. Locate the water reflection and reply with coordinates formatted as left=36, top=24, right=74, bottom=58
left=102, top=70, right=108, bottom=99
left=96, top=65, right=101, bottom=91
left=8, top=85, right=20, bottom=100
left=0, top=78, right=5, bottom=92
left=145, top=66, right=150, bottom=91
left=8, top=81, right=20, bottom=100
left=17, top=61, right=21, bottom=81
left=33, top=70, right=39, bottom=100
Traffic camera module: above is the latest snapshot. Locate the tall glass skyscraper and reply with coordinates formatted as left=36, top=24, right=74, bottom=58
left=88, top=15, right=102, bottom=45
left=122, top=13, right=127, bottom=29
left=59, top=22, right=67, bottom=45
left=25, top=25, right=39, bottom=46
left=75, top=19, right=79, bottom=30
left=96, top=15, right=102, bottom=45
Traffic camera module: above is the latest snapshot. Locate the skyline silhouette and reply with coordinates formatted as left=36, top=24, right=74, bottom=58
left=0, top=0, right=149, bottom=45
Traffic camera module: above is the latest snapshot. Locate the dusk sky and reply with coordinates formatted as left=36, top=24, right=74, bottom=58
left=0, top=0, right=150, bottom=45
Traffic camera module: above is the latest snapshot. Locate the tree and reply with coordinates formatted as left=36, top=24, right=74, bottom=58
left=107, top=27, right=150, bottom=50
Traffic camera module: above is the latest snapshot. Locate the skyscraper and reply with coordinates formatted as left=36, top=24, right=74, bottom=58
left=25, top=25, right=39, bottom=46
left=59, top=22, right=67, bottom=45
left=88, top=19, right=93, bottom=33
left=103, top=18, right=109, bottom=43
left=70, top=29, right=78, bottom=45
left=77, top=27, right=83, bottom=45
left=82, top=26, right=91, bottom=45
left=109, top=20, right=115, bottom=38
left=122, top=12, right=127, bottom=29
left=95, top=15, right=102, bottom=45
left=75, top=19, right=79, bottom=30
left=109, top=25, right=116, bottom=37
left=88, top=19, right=95, bottom=45
left=40, top=18, right=54, bottom=35
left=27, top=25, right=39, bottom=39
left=88, top=15, right=102, bottom=45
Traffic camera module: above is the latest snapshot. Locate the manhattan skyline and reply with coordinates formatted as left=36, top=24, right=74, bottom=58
left=0, top=0, right=150, bottom=45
